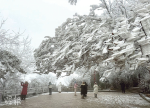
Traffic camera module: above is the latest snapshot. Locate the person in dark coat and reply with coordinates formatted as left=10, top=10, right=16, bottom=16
left=80, top=82, right=86, bottom=99
left=21, top=81, right=28, bottom=100
left=84, top=82, right=88, bottom=97
left=120, top=81, right=125, bottom=93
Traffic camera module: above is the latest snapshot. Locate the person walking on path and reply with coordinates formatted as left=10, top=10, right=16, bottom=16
left=74, top=82, right=78, bottom=96
left=58, top=82, right=62, bottom=93
left=120, top=81, right=125, bottom=93
left=84, top=82, right=88, bottom=97
left=93, top=82, right=98, bottom=98
left=80, top=82, right=86, bottom=99
left=48, top=82, right=52, bottom=95
left=21, top=81, right=28, bottom=100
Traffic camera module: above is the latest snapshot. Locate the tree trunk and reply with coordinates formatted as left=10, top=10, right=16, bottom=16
left=2, top=86, right=5, bottom=101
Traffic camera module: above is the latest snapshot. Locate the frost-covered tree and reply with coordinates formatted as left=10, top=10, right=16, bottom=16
left=0, top=50, right=24, bottom=99
left=69, top=0, right=149, bottom=19
left=0, top=17, right=35, bottom=97
left=34, top=14, right=103, bottom=77
left=0, top=18, right=35, bottom=74
left=35, top=0, right=150, bottom=89
left=0, top=50, right=25, bottom=78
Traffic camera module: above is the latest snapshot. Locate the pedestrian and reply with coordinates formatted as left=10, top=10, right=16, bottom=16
left=84, top=82, right=88, bottom=97
left=74, top=82, right=78, bottom=96
left=58, top=82, right=62, bottom=93
left=93, top=82, right=98, bottom=98
left=120, top=80, right=125, bottom=93
left=21, top=81, right=28, bottom=100
left=48, top=82, right=52, bottom=95
left=80, top=82, right=86, bottom=99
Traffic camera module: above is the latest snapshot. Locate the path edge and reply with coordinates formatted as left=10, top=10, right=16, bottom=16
left=139, top=93, right=150, bottom=103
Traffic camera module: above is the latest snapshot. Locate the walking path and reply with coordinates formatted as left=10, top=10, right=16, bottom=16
left=1, top=92, right=150, bottom=108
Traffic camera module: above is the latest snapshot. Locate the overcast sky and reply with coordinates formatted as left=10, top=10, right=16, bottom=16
left=0, top=0, right=100, bottom=49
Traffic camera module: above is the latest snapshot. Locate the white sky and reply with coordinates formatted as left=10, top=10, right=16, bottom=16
left=0, top=0, right=100, bottom=49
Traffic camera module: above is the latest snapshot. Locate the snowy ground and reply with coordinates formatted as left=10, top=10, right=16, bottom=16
left=0, top=92, right=150, bottom=108
left=86, top=92, right=150, bottom=108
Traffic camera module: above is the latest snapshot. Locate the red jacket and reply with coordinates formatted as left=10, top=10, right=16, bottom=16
left=21, top=82, right=28, bottom=95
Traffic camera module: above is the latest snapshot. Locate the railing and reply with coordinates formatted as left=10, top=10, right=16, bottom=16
left=0, top=86, right=49, bottom=101
left=0, top=86, right=93, bottom=101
